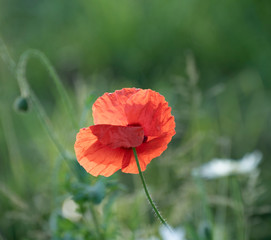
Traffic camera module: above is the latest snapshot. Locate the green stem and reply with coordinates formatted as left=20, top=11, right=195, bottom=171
left=17, top=49, right=78, bottom=129
left=132, top=148, right=171, bottom=230
left=14, top=53, right=67, bottom=160
left=0, top=38, right=16, bottom=72
left=0, top=41, right=79, bottom=178
left=15, top=50, right=70, bottom=160
left=30, top=90, right=67, bottom=159
left=30, top=90, right=80, bottom=178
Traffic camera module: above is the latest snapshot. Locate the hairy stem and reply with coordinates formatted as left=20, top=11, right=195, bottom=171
left=132, top=148, right=171, bottom=230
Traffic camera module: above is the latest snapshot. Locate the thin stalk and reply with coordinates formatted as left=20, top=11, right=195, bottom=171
left=30, top=91, right=67, bottom=159
left=0, top=38, right=16, bottom=72
left=17, top=49, right=78, bottom=129
left=15, top=51, right=69, bottom=160
left=0, top=41, right=79, bottom=178
left=132, top=148, right=171, bottom=230
left=0, top=41, right=65, bottom=158
left=30, top=90, right=79, bottom=178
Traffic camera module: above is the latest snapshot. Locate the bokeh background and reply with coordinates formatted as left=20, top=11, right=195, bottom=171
left=1, top=0, right=271, bottom=239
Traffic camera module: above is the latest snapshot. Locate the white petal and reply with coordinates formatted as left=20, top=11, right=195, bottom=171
left=237, top=151, right=262, bottom=173
left=159, top=226, right=186, bottom=240
left=62, top=197, right=82, bottom=222
left=192, top=151, right=262, bottom=179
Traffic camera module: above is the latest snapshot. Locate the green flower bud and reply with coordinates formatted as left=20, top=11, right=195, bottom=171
left=13, top=96, right=29, bottom=112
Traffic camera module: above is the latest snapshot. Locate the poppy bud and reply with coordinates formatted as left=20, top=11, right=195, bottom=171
left=13, top=96, right=29, bottom=112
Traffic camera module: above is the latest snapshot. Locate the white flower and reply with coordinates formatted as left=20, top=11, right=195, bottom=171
left=61, top=197, right=82, bottom=222
left=159, top=226, right=186, bottom=240
left=192, top=151, right=262, bottom=179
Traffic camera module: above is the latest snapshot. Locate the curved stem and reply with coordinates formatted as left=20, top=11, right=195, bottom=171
left=0, top=41, right=79, bottom=178
left=15, top=51, right=69, bottom=159
left=16, top=52, right=78, bottom=177
left=17, top=49, right=78, bottom=129
left=132, top=148, right=171, bottom=230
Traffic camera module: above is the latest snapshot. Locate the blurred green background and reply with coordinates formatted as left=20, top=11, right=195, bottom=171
left=1, top=0, right=271, bottom=239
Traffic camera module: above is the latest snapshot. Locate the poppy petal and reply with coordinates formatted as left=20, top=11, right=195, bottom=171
left=125, top=89, right=175, bottom=137
left=74, top=128, right=125, bottom=177
left=90, top=124, right=144, bottom=148
left=92, top=88, right=140, bottom=125
left=137, top=133, right=175, bottom=166
left=121, top=149, right=133, bottom=170
left=121, top=133, right=175, bottom=174
left=121, top=150, right=147, bottom=174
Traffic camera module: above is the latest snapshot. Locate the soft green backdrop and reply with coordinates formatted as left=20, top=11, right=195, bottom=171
left=0, top=0, right=271, bottom=239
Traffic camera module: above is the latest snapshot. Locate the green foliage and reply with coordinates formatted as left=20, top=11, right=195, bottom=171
left=71, top=181, right=106, bottom=205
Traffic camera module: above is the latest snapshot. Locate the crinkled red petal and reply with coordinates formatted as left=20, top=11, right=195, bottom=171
left=90, top=124, right=144, bottom=148
left=121, top=132, right=175, bottom=174
left=125, top=89, right=175, bottom=137
left=92, top=88, right=140, bottom=125
left=74, top=127, right=126, bottom=177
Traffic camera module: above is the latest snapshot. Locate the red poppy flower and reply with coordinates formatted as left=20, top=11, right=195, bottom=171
left=74, top=88, right=175, bottom=177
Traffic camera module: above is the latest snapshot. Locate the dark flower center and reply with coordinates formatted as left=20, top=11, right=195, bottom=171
left=143, top=135, right=148, bottom=143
